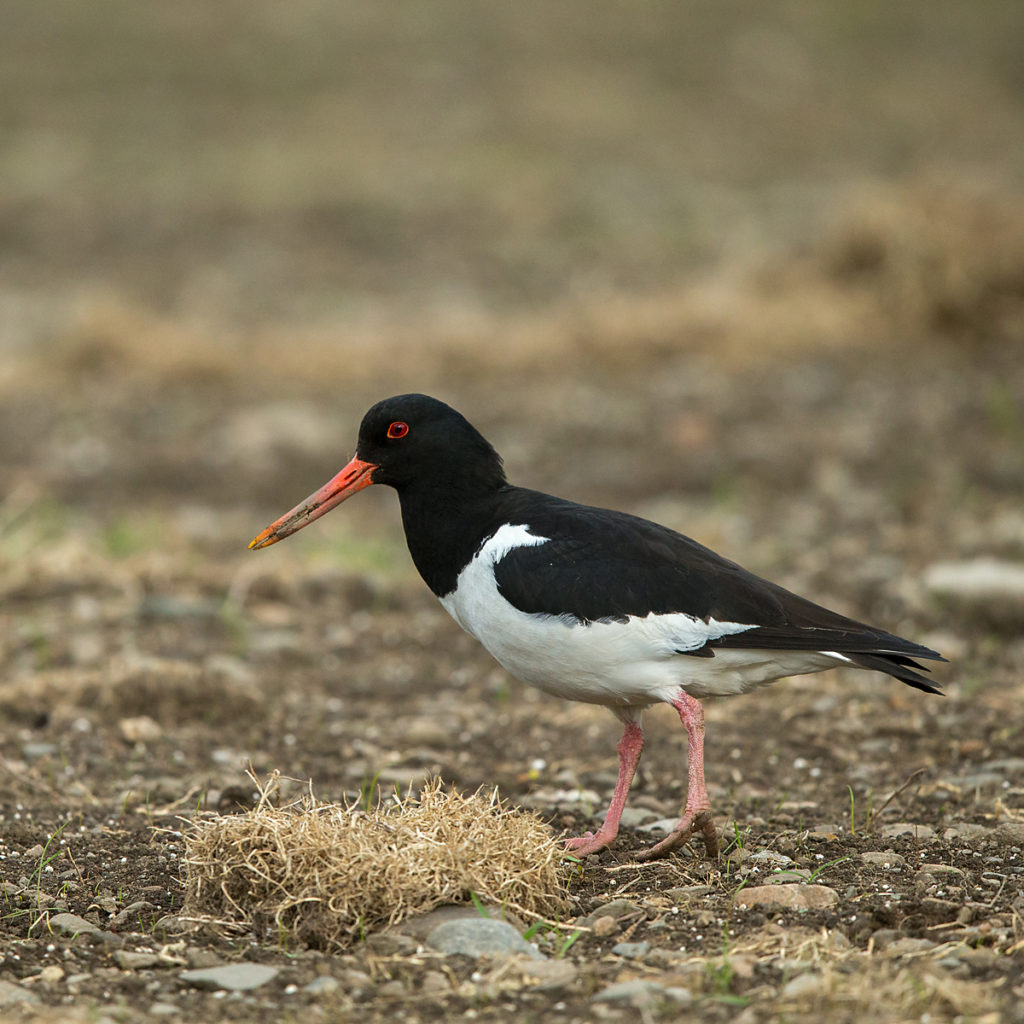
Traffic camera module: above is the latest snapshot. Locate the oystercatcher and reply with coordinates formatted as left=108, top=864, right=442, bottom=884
left=250, top=394, right=944, bottom=860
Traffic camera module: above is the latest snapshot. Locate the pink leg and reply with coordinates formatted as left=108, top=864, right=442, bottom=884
left=564, top=716, right=644, bottom=857
left=636, top=690, right=719, bottom=861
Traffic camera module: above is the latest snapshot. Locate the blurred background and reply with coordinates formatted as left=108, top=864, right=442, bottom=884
left=1, top=0, right=1023, bottom=775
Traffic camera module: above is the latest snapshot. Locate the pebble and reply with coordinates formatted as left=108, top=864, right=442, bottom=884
left=593, top=980, right=690, bottom=1006
left=392, top=904, right=525, bottom=942
left=861, top=851, right=906, bottom=869
left=305, top=976, right=340, bottom=995
left=49, top=912, right=101, bottom=936
left=879, top=823, right=936, bottom=840
left=0, top=981, right=40, bottom=1007
left=734, top=884, right=839, bottom=910
left=749, top=850, right=794, bottom=868
left=149, top=1003, right=182, bottom=1016
left=922, top=558, right=1024, bottom=623
left=618, top=806, right=658, bottom=828
left=611, top=940, right=650, bottom=959
left=995, top=822, right=1024, bottom=845
left=38, top=966, right=64, bottom=983
left=426, top=918, right=544, bottom=960
left=114, top=951, right=161, bottom=970
left=180, top=963, right=280, bottom=991
left=882, top=938, right=938, bottom=956
left=576, top=898, right=639, bottom=929
left=517, top=958, right=578, bottom=991
left=942, top=823, right=992, bottom=842
left=590, top=916, right=620, bottom=937
left=111, top=900, right=158, bottom=931
left=780, top=972, right=826, bottom=999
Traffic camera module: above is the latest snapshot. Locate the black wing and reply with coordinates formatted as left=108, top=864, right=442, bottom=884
left=491, top=491, right=945, bottom=694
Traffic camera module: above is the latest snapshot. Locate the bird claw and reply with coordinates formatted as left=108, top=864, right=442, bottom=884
left=563, top=830, right=615, bottom=857
left=634, top=810, right=719, bottom=862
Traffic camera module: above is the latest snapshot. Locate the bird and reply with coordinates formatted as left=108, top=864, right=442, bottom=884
left=249, top=393, right=945, bottom=861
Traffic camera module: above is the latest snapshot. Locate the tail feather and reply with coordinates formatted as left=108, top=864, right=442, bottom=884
left=845, top=652, right=944, bottom=695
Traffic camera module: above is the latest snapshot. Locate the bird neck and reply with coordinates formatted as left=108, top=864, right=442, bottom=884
left=396, top=480, right=510, bottom=598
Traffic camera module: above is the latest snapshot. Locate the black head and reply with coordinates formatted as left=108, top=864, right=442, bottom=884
left=356, top=394, right=506, bottom=493
left=249, top=394, right=506, bottom=549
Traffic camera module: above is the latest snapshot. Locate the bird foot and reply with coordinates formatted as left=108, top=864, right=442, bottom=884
left=634, top=809, right=719, bottom=862
left=563, top=830, right=616, bottom=857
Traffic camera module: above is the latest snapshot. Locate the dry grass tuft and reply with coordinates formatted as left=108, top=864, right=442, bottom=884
left=181, top=774, right=570, bottom=950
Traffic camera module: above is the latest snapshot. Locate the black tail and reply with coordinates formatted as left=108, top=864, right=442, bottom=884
left=846, top=651, right=944, bottom=695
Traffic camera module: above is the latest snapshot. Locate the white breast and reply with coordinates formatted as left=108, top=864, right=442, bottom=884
left=439, top=523, right=838, bottom=708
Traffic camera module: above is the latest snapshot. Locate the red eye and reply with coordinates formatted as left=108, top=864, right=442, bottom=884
left=387, top=421, right=409, bottom=439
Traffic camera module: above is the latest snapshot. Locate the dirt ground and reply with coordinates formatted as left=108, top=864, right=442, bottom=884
left=2, top=4, right=1024, bottom=1023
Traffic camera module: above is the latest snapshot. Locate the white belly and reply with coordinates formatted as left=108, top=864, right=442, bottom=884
left=439, top=524, right=839, bottom=708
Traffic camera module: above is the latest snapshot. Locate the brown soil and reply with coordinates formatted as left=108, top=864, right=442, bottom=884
left=2, top=4, right=1024, bottom=1022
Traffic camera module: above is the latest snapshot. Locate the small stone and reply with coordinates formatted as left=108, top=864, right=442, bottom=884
left=149, top=1003, right=181, bottom=1016
left=180, top=963, right=279, bottom=991
left=49, top=912, right=101, bottom=936
left=426, top=918, right=544, bottom=960
left=24, top=844, right=45, bottom=859
left=22, top=742, right=57, bottom=760
left=734, top=884, right=839, bottom=910
left=879, top=823, right=935, bottom=840
left=781, top=972, right=826, bottom=998
left=591, top=916, right=619, bottom=937
left=764, top=869, right=812, bottom=885
left=392, top=903, right=526, bottom=942
left=0, top=980, right=40, bottom=1007
left=420, top=971, right=450, bottom=994
left=883, top=938, right=938, bottom=956
left=923, top=558, right=1024, bottom=624
left=115, top=951, right=161, bottom=970
left=611, top=940, right=651, bottom=959
left=942, top=823, right=992, bottom=843
left=665, top=884, right=715, bottom=900
left=38, top=966, right=64, bottom=984
left=861, top=851, right=906, bottom=869
left=111, top=900, right=158, bottom=931
left=518, top=958, right=578, bottom=991
left=119, top=716, right=162, bottom=742
left=618, top=806, right=658, bottom=828
left=577, top=898, right=639, bottom=929
left=593, top=980, right=666, bottom=1005
left=152, top=914, right=191, bottom=936
left=995, top=822, right=1024, bottom=845
left=749, top=850, right=794, bottom=868
left=305, top=976, right=340, bottom=995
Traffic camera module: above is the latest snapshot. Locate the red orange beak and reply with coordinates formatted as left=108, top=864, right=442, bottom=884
left=248, top=456, right=378, bottom=550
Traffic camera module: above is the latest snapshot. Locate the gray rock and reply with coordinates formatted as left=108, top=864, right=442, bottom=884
left=426, top=918, right=544, bottom=960
left=305, top=976, right=340, bottom=994
left=995, top=822, right=1024, bottom=845
left=149, top=1003, right=182, bottom=1016
left=781, top=972, right=826, bottom=998
left=576, top=898, right=640, bottom=929
left=879, top=823, right=935, bottom=840
left=517, top=958, right=578, bottom=991
left=0, top=980, right=40, bottom=1007
left=180, top=963, right=279, bottom=991
left=49, top=912, right=101, bottom=936
left=114, top=950, right=161, bottom=969
left=923, top=558, right=1024, bottom=622
left=861, top=851, right=906, bottom=868
left=611, top=940, right=651, bottom=959
left=111, top=900, right=158, bottom=931
left=734, top=884, right=839, bottom=910
left=618, top=806, right=658, bottom=828
left=750, top=850, right=794, bottom=867
left=393, top=904, right=526, bottom=942
left=593, top=980, right=679, bottom=1006
left=942, top=823, right=992, bottom=842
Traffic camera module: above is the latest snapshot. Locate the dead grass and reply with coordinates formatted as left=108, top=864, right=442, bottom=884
left=181, top=774, right=570, bottom=951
